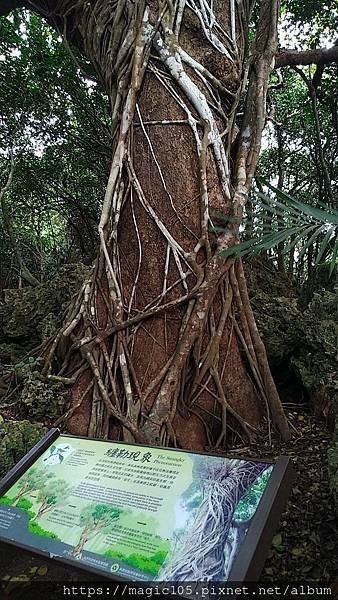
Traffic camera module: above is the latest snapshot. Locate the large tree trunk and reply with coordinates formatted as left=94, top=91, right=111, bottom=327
left=2, top=0, right=290, bottom=447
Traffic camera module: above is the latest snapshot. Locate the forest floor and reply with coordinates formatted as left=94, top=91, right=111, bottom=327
left=0, top=407, right=336, bottom=599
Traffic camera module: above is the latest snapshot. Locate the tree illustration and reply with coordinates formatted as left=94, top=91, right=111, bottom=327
left=13, top=467, right=55, bottom=506
left=73, top=504, right=124, bottom=559
left=160, top=460, right=270, bottom=580
left=34, top=479, right=72, bottom=520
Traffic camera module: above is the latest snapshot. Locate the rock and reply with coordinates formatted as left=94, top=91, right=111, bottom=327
left=250, top=288, right=336, bottom=414
left=291, top=291, right=337, bottom=417
left=250, top=292, right=303, bottom=368
left=245, top=258, right=296, bottom=298
left=1, top=263, right=90, bottom=351
left=0, top=420, right=46, bottom=478
left=250, top=282, right=338, bottom=511
left=20, top=373, right=69, bottom=421
left=328, top=440, right=338, bottom=510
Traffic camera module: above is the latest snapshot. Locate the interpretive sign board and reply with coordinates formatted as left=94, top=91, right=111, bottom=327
left=0, top=429, right=292, bottom=582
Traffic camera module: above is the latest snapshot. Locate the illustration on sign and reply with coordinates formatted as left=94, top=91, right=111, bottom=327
left=0, top=436, right=273, bottom=580
left=42, top=442, right=74, bottom=465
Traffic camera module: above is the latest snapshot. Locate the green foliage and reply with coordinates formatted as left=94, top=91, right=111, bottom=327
left=79, top=503, right=123, bottom=533
left=151, top=550, right=168, bottom=565
left=35, top=478, right=71, bottom=518
left=14, top=466, right=55, bottom=499
left=0, top=495, right=35, bottom=519
left=125, top=553, right=164, bottom=575
left=104, top=549, right=126, bottom=561
left=1, top=263, right=90, bottom=347
left=0, top=420, right=46, bottom=478
left=0, top=10, right=110, bottom=285
left=28, top=520, right=60, bottom=540
left=183, top=490, right=203, bottom=512
left=104, top=549, right=168, bottom=575
left=281, top=0, right=337, bottom=41
left=19, top=372, right=69, bottom=421
left=233, top=468, right=272, bottom=522
left=221, top=184, right=338, bottom=277
left=16, top=497, right=33, bottom=511
left=247, top=24, right=337, bottom=287
left=9, top=356, right=42, bottom=376
left=0, top=495, right=14, bottom=505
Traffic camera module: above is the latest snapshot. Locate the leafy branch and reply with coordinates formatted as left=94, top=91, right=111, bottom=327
left=220, top=179, right=338, bottom=276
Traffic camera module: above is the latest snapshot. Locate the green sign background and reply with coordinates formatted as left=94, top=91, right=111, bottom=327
left=0, top=436, right=272, bottom=580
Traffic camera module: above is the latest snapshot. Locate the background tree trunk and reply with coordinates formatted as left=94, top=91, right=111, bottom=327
left=2, top=0, right=290, bottom=448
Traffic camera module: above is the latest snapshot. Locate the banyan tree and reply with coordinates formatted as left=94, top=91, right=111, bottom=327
left=1, top=0, right=296, bottom=449
left=160, top=458, right=270, bottom=580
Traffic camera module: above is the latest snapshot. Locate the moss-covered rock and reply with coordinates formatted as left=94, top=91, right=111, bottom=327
left=245, top=258, right=297, bottom=298
left=291, top=291, right=337, bottom=416
left=251, top=288, right=336, bottom=411
left=0, top=419, right=46, bottom=478
left=20, top=373, right=69, bottom=421
left=251, top=284, right=338, bottom=511
left=0, top=343, right=27, bottom=366
left=250, top=292, right=303, bottom=368
left=1, top=263, right=90, bottom=349
left=38, top=312, right=60, bottom=341
left=328, top=441, right=338, bottom=510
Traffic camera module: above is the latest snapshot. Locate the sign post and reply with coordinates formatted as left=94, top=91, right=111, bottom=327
left=0, top=430, right=293, bottom=583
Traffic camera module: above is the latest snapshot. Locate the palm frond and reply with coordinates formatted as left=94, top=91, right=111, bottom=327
left=260, top=178, right=338, bottom=225
left=220, top=182, right=338, bottom=276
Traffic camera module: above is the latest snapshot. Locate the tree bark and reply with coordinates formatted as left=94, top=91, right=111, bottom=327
left=2, top=0, right=290, bottom=447
left=35, top=500, right=48, bottom=519
left=35, top=499, right=55, bottom=519
left=224, top=518, right=251, bottom=579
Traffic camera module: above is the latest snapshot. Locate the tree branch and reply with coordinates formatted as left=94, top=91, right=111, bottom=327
left=276, top=45, right=338, bottom=67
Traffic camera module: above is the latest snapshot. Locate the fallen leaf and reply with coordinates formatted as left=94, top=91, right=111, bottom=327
left=291, top=547, right=304, bottom=557
left=301, top=565, right=313, bottom=574
left=272, top=533, right=282, bottom=548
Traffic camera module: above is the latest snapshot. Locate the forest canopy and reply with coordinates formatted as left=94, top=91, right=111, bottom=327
left=0, top=2, right=336, bottom=288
